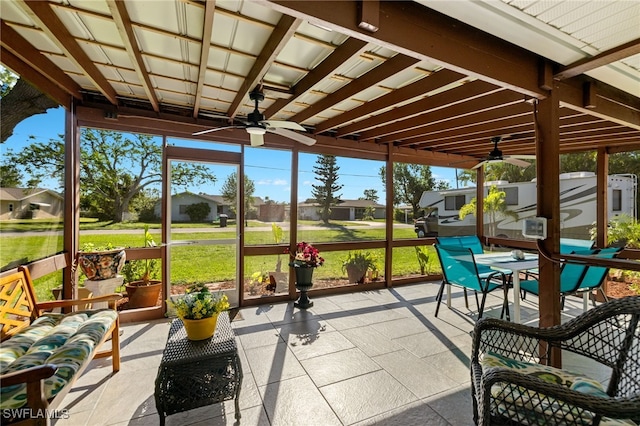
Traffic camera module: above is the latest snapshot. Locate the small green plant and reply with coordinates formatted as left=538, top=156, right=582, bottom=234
left=341, top=250, right=378, bottom=283
left=272, top=223, right=285, bottom=272
left=247, top=267, right=270, bottom=295
left=121, top=225, right=160, bottom=285
left=415, top=246, right=430, bottom=275
left=80, top=242, right=116, bottom=251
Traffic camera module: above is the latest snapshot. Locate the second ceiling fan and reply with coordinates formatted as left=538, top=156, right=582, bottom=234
left=472, top=136, right=535, bottom=169
left=193, top=89, right=316, bottom=147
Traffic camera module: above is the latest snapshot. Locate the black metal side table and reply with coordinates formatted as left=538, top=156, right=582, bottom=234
left=154, top=311, right=242, bottom=425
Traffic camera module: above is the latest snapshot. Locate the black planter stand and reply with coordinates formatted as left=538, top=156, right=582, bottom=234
left=294, top=283, right=314, bottom=309
left=292, top=264, right=314, bottom=309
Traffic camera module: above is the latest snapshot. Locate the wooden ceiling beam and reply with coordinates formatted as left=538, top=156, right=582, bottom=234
left=290, top=53, right=420, bottom=124
left=354, top=81, right=504, bottom=140
left=319, top=69, right=465, bottom=135
left=0, top=21, right=82, bottom=100
left=192, top=0, right=216, bottom=118
left=555, top=38, right=640, bottom=80
left=19, top=0, right=117, bottom=105
left=263, top=0, right=545, bottom=99
left=228, top=15, right=302, bottom=119
left=420, top=123, right=536, bottom=151
left=391, top=102, right=532, bottom=146
left=376, top=92, right=526, bottom=144
left=264, top=0, right=639, bottom=131
left=414, top=115, right=630, bottom=153
left=403, top=115, right=534, bottom=149
left=106, top=0, right=159, bottom=112
left=558, top=80, right=640, bottom=130
left=561, top=139, right=640, bottom=153
left=264, top=37, right=368, bottom=118
left=0, top=47, right=71, bottom=109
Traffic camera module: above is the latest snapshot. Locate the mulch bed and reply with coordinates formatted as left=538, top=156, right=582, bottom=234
left=116, top=276, right=638, bottom=311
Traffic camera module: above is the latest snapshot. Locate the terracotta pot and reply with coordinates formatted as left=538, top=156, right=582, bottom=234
left=125, top=280, right=162, bottom=308
left=78, top=248, right=126, bottom=281
left=346, top=265, right=367, bottom=284
left=181, top=314, right=219, bottom=341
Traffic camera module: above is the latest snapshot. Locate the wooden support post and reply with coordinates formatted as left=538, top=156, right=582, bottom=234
left=596, top=148, right=609, bottom=249
left=385, top=145, right=394, bottom=287
left=476, top=166, right=485, bottom=241
left=536, top=85, right=562, bottom=367
left=63, top=99, right=80, bottom=306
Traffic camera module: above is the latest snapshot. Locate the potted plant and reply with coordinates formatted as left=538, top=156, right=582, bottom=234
left=78, top=242, right=126, bottom=281
left=341, top=250, right=377, bottom=284
left=167, top=283, right=229, bottom=340
left=287, top=241, right=324, bottom=309
left=122, top=225, right=162, bottom=309
left=248, top=268, right=276, bottom=295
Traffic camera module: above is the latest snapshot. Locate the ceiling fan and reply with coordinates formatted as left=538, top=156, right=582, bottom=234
left=471, top=136, right=535, bottom=169
left=193, top=89, right=315, bottom=147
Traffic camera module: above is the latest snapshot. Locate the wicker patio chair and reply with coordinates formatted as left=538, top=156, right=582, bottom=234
left=471, top=296, right=640, bottom=425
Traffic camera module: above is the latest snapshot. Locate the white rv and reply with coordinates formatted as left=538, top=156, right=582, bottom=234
left=415, top=172, right=637, bottom=239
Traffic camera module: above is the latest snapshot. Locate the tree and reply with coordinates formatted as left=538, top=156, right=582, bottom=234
left=457, top=162, right=536, bottom=186
left=0, top=163, right=23, bottom=187
left=9, top=128, right=215, bottom=222
left=361, top=188, right=379, bottom=203
left=221, top=171, right=255, bottom=221
left=459, top=185, right=518, bottom=237
left=311, top=154, right=343, bottom=224
left=1, top=71, right=59, bottom=143
left=380, top=163, right=448, bottom=217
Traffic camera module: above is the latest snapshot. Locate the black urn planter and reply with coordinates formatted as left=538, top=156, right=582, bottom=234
left=291, top=262, right=314, bottom=309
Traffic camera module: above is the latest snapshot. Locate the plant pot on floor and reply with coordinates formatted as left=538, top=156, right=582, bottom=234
left=346, top=265, right=367, bottom=284
left=125, top=280, right=162, bottom=308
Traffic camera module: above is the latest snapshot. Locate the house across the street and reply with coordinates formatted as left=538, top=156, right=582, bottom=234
left=0, top=188, right=63, bottom=220
left=298, top=199, right=385, bottom=221
left=156, top=192, right=235, bottom=222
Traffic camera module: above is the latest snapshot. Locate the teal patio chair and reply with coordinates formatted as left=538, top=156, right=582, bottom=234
left=436, top=235, right=484, bottom=254
left=434, top=244, right=510, bottom=320
left=571, top=246, right=621, bottom=310
left=520, top=239, right=596, bottom=300
left=519, top=249, right=597, bottom=309
left=436, top=235, right=510, bottom=277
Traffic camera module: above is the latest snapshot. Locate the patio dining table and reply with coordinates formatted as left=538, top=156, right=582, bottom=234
left=474, top=252, right=539, bottom=323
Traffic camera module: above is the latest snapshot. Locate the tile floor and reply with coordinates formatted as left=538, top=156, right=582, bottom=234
left=52, top=280, right=594, bottom=426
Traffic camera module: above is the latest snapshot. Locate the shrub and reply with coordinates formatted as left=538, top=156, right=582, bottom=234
left=185, top=202, right=211, bottom=222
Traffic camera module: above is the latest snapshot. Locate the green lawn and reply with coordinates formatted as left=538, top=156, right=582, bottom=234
left=2, top=221, right=437, bottom=301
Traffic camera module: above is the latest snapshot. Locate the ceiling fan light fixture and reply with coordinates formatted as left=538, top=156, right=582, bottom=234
left=246, top=126, right=266, bottom=135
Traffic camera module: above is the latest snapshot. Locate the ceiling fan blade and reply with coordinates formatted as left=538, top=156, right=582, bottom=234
left=261, top=120, right=306, bottom=131
left=268, top=127, right=316, bottom=146
left=250, top=133, right=264, bottom=146
left=504, top=157, right=532, bottom=168
left=506, top=154, right=536, bottom=160
left=192, top=125, right=239, bottom=136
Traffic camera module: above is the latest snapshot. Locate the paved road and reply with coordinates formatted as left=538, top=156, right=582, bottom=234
left=1, top=221, right=413, bottom=237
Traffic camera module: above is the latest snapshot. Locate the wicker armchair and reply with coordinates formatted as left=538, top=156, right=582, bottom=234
left=471, top=296, right=640, bottom=425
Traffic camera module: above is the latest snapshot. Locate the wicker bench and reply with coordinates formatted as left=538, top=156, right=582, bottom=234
left=0, top=266, right=121, bottom=425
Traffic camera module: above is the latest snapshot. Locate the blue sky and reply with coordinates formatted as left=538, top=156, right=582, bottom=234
left=3, top=107, right=458, bottom=203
